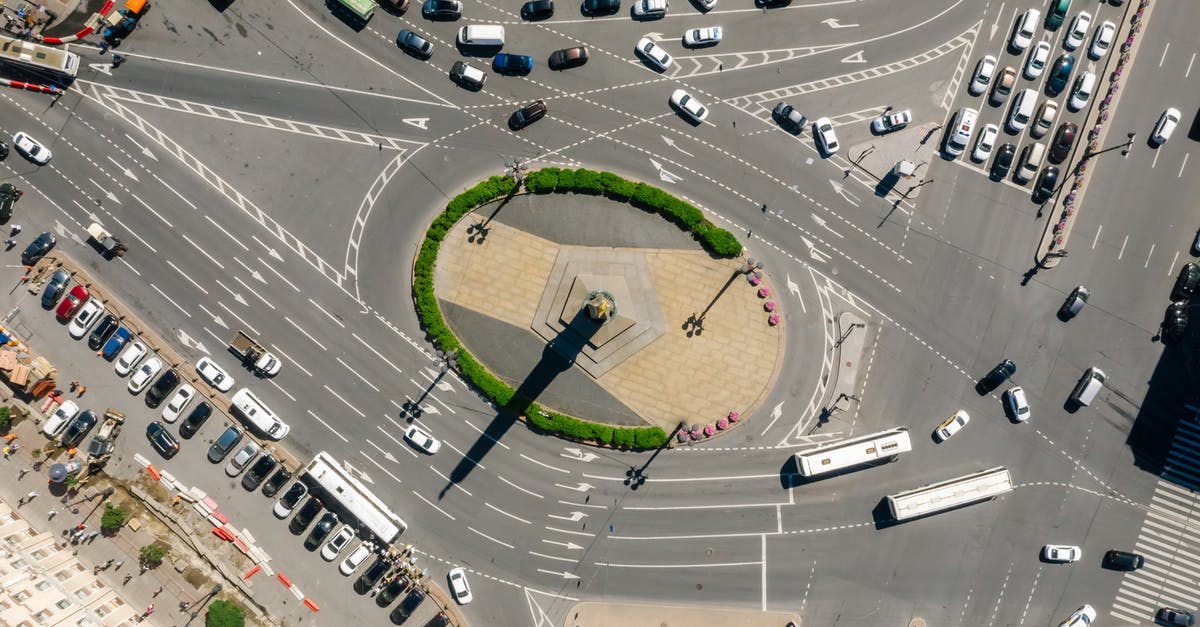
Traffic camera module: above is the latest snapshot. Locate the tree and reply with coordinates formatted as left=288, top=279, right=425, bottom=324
left=100, top=504, right=127, bottom=532
left=205, top=600, right=245, bottom=627
left=139, top=543, right=166, bottom=568
left=0, top=406, right=10, bottom=430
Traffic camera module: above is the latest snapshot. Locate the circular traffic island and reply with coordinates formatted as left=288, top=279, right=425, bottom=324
left=415, top=170, right=785, bottom=448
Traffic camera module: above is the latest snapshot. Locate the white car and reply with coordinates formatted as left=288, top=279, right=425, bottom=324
left=115, top=341, right=148, bottom=377
left=1004, top=386, right=1031, bottom=422
left=195, top=356, right=235, bottom=393
left=42, top=400, right=80, bottom=438
left=339, top=542, right=374, bottom=576
left=161, top=384, right=196, bottom=423
left=224, top=440, right=260, bottom=476
left=1058, top=604, right=1097, bottom=627
left=871, top=109, right=912, bottom=134
left=814, top=117, right=839, bottom=155
left=127, top=357, right=163, bottom=394
left=631, top=0, right=666, bottom=17
left=1042, top=544, right=1082, bottom=563
left=968, top=55, right=997, bottom=96
left=67, top=299, right=104, bottom=339
left=635, top=37, right=672, bottom=71
left=1089, top=21, right=1115, bottom=60
left=321, top=526, right=356, bottom=561
left=404, top=425, right=442, bottom=454
left=1063, top=11, right=1091, bottom=51
left=1024, top=41, right=1051, bottom=80
left=971, top=123, right=998, bottom=162
left=670, top=89, right=708, bottom=123
left=682, top=26, right=721, bottom=47
left=1010, top=9, right=1040, bottom=52
left=1032, top=100, right=1058, bottom=139
left=695, top=0, right=715, bottom=10
left=13, top=131, right=51, bottom=165
left=1068, top=72, right=1095, bottom=112
left=448, top=567, right=473, bottom=604
left=1152, top=107, right=1181, bottom=145
left=934, top=410, right=970, bottom=442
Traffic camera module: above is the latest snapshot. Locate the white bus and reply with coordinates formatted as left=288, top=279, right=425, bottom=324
left=0, top=35, right=79, bottom=85
left=886, top=466, right=1013, bottom=521
left=794, top=427, right=912, bottom=478
left=303, top=452, right=407, bottom=544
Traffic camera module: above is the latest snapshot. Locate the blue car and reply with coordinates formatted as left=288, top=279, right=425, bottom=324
left=1046, top=54, right=1074, bottom=96
left=101, top=327, right=131, bottom=360
left=492, top=53, right=534, bottom=75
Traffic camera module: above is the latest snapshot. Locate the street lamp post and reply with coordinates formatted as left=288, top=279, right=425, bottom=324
left=182, top=583, right=223, bottom=620
left=1080, top=131, right=1136, bottom=163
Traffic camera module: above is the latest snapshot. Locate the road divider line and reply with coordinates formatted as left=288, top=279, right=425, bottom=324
left=441, top=440, right=484, bottom=470
left=520, top=453, right=568, bottom=474
left=556, top=499, right=604, bottom=510
left=500, top=475, right=543, bottom=499
left=323, top=385, right=365, bottom=418
left=360, top=451, right=402, bottom=485
left=306, top=410, right=348, bottom=442
left=267, top=344, right=310, bottom=377
left=351, top=332, right=403, bottom=376
left=308, top=298, right=346, bottom=328
left=165, top=260, right=209, bottom=295
left=267, top=379, right=296, bottom=403
left=150, top=283, right=191, bottom=317
left=103, top=211, right=158, bottom=253
left=596, top=560, right=762, bottom=569
left=412, top=490, right=456, bottom=521
left=258, top=258, right=300, bottom=292
left=544, top=526, right=592, bottom=538
left=528, top=551, right=577, bottom=563
left=203, top=214, right=250, bottom=251
left=430, top=467, right=473, bottom=497
left=468, top=526, right=514, bottom=549
left=375, top=425, right=417, bottom=459
left=150, top=173, right=196, bottom=210
left=180, top=234, right=225, bottom=269
left=284, top=316, right=325, bottom=351
left=234, top=276, right=275, bottom=310
left=486, top=502, right=531, bottom=525
left=336, top=357, right=380, bottom=392
left=218, top=302, right=259, bottom=336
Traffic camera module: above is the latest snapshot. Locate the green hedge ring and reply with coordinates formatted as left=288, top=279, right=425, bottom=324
left=413, top=168, right=743, bottom=450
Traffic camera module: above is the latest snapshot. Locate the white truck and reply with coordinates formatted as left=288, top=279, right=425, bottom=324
left=228, top=330, right=282, bottom=376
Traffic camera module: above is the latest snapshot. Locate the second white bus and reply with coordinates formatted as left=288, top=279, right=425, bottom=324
left=885, top=466, right=1013, bottom=521
left=794, top=427, right=912, bottom=478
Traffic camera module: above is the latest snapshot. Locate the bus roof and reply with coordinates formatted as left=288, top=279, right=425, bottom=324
left=335, top=0, right=376, bottom=20
left=0, top=35, right=75, bottom=74
left=304, top=452, right=405, bottom=543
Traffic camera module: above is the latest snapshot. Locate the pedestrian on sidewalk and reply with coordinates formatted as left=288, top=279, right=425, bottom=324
left=26, top=490, right=38, bottom=502
left=3, top=239, right=14, bottom=249
left=17, top=467, right=29, bottom=479
left=10, top=224, right=21, bottom=236
left=98, top=40, right=108, bottom=54
left=111, top=53, right=124, bottom=68
left=86, top=530, right=100, bottom=543
left=142, top=604, right=154, bottom=617
left=152, top=586, right=162, bottom=597
left=69, top=380, right=78, bottom=391
left=76, top=385, right=87, bottom=397
left=122, top=573, right=132, bottom=585
left=47, top=508, right=58, bottom=519
left=113, top=559, right=124, bottom=570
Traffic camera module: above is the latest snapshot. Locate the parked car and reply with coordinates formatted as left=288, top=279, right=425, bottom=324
left=968, top=55, right=996, bottom=96
left=128, top=357, right=163, bottom=394
left=404, top=425, right=442, bottom=454
left=207, top=426, right=243, bottom=463
left=1024, top=41, right=1050, bottom=80
left=1041, top=544, right=1081, bottom=563
left=1102, top=549, right=1145, bottom=571
left=178, top=401, right=212, bottom=439
left=1151, top=107, right=1181, bottom=145
left=144, top=369, right=180, bottom=408
left=1058, top=604, right=1096, bottom=627
left=1048, top=122, right=1077, bottom=164
left=67, top=299, right=104, bottom=339
left=448, top=567, right=473, bottom=604
left=304, top=512, right=340, bottom=550
left=289, top=496, right=324, bottom=534
left=1045, top=54, right=1074, bottom=95
left=421, top=0, right=461, bottom=18
left=1058, top=286, right=1089, bottom=320
left=581, top=0, right=619, bottom=14
left=377, top=575, right=411, bottom=606
left=670, top=89, right=708, bottom=123
left=934, top=410, right=970, bottom=442
left=87, top=314, right=119, bottom=350
left=509, top=100, right=547, bottom=130
left=1063, top=11, right=1091, bottom=50
left=773, top=102, right=806, bottom=133
left=1068, top=72, right=1094, bottom=111
left=1031, top=100, right=1058, bottom=139
left=971, top=124, right=998, bottom=163
left=548, top=46, right=587, bottom=69
left=396, top=29, right=434, bottom=59
left=356, top=556, right=392, bottom=594
left=1009, top=9, right=1040, bottom=52
left=114, top=341, right=148, bottom=376
left=682, top=26, right=721, bottom=47
left=21, top=231, right=56, bottom=265
left=1032, top=165, right=1060, bottom=203
left=0, top=182, right=19, bottom=222
left=224, top=440, right=261, bottom=476
left=195, top=356, right=234, bottom=392
left=1156, top=608, right=1197, bottom=626
left=977, top=359, right=1016, bottom=393
left=1172, top=263, right=1200, bottom=301
left=56, top=285, right=88, bottom=321
left=13, top=131, right=51, bottom=165
left=41, top=269, right=70, bottom=309
left=521, top=0, right=553, bottom=19
left=990, top=66, right=1017, bottom=106
left=61, top=410, right=98, bottom=448
left=871, top=109, right=912, bottom=134
left=635, top=37, right=672, bottom=71
left=631, top=0, right=667, bottom=18
left=1089, top=21, right=1115, bottom=60
left=449, top=61, right=487, bottom=90
left=1045, top=0, right=1069, bottom=30
left=273, top=481, right=308, bottom=518
left=146, top=421, right=180, bottom=459
left=492, top=52, right=534, bottom=75
left=1003, top=386, right=1031, bottom=422
left=340, top=542, right=374, bottom=576
left=101, top=327, right=131, bottom=361
left=321, top=526, right=356, bottom=561
left=390, top=589, right=427, bottom=622
left=813, top=117, right=839, bottom=155
left=241, top=454, right=277, bottom=491
left=161, top=384, right=195, bottom=423
left=42, top=400, right=80, bottom=438
left=990, top=143, right=1016, bottom=180
left=1162, top=301, right=1189, bottom=343
left=261, top=466, right=293, bottom=497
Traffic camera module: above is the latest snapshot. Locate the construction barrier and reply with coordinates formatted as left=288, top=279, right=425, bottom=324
left=243, top=565, right=261, bottom=580
left=303, top=599, right=320, bottom=612
left=146, top=465, right=160, bottom=481
left=277, top=573, right=292, bottom=588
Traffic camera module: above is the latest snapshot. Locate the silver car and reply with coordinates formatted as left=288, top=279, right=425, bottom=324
left=224, top=440, right=260, bottom=476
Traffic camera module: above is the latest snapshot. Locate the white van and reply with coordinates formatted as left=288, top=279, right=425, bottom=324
left=1015, top=142, right=1045, bottom=183
left=230, top=388, right=290, bottom=439
left=944, top=107, right=978, bottom=157
left=1069, top=367, right=1106, bottom=406
left=1008, top=89, right=1036, bottom=133
left=457, top=24, right=505, bottom=47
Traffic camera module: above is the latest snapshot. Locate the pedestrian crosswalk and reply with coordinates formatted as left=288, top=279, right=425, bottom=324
left=1109, top=417, right=1200, bottom=625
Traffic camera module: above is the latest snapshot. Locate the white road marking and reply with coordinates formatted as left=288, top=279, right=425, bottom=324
left=203, top=215, right=249, bottom=251
left=469, top=526, right=515, bottom=549
left=308, top=297, right=346, bottom=328
left=267, top=379, right=296, bottom=402
left=412, top=490, right=456, bottom=521
left=1146, top=244, right=1155, bottom=269
left=323, top=384, right=365, bottom=418
left=234, top=276, right=275, bottom=310
left=151, top=174, right=194, bottom=209
left=1179, top=152, right=1189, bottom=178
left=181, top=234, right=224, bottom=269
left=1168, top=251, right=1180, bottom=275
left=336, top=356, right=381, bottom=392
left=258, top=258, right=299, bottom=292
left=487, top=502, right=531, bottom=524
left=267, top=344, right=311, bottom=377
left=1160, top=42, right=1170, bottom=67
left=1152, top=148, right=1161, bottom=169
left=150, top=283, right=191, bottom=317
left=165, top=260, right=209, bottom=295
left=597, top=560, right=761, bottom=569
left=307, top=409, right=349, bottom=442
left=500, top=475, right=544, bottom=499
left=351, top=332, right=404, bottom=376
left=1092, top=224, right=1102, bottom=249
left=1118, top=234, right=1129, bottom=260
left=528, top=551, right=577, bottom=563
left=522, top=453, right=569, bottom=474
left=217, top=301, right=258, bottom=335
left=761, top=534, right=767, bottom=611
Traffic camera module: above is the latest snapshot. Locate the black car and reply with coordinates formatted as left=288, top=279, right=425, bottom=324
left=1102, top=549, right=1145, bottom=571
left=581, top=0, right=619, bottom=14
left=178, top=402, right=212, bottom=439
left=1058, top=286, right=1089, bottom=321
left=772, top=102, right=807, bottom=133
left=509, top=99, right=547, bottom=130
left=0, top=182, right=20, bottom=223
left=289, top=496, right=324, bottom=534
left=144, top=370, right=180, bottom=408
left=1157, top=608, right=1197, bottom=626
left=87, top=314, right=119, bottom=350
left=208, top=426, right=243, bottom=463
left=355, top=556, right=392, bottom=594
left=1162, top=301, right=1189, bottom=343
left=21, top=231, right=56, bottom=265
left=421, top=0, right=461, bottom=19
left=977, top=359, right=1016, bottom=394
left=0, top=140, right=7, bottom=159
left=390, top=588, right=426, bottom=622
left=146, top=421, right=180, bottom=458
left=41, top=269, right=70, bottom=309
left=1048, top=122, right=1077, bottom=164
left=1172, top=263, right=1200, bottom=301
left=262, top=467, right=293, bottom=497
left=273, top=482, right=307, bottom=518
left=1046, top=54, right=1074, bottom=95
left=61, top=410, right=98, bottom=448
left=1032, top=166, right=1060, bottom=203
left=304, top=512, right=339, bottom=550
left=548, top=46, right=588, bottom=70
left=377, top=575, right=411, bottom=606
left=990, top=143, right=1016, bottom=180
left=396, top=29, right=434, bottom=59
left=425, top=612, right=450, bottom=627
left=521, top=0, right=553, bottom=18
left=242, top=454, right=277, bottom=491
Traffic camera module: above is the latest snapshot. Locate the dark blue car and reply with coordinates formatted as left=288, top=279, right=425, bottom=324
left=492, top=53, right=534, bottom=75
left=1046, top=54, right=1074, bottom=96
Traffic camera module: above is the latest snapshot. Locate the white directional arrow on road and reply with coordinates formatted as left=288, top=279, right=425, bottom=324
left=198, top=304, right=229, bottom=331
left=561, top=447, right=599, bottom=463
left=660, top=135, right=695, bottom=158
left=840, top=50, right=867, bottom=64
left=177, top=330, right=209, bottom=355
left=88, top=178, right=121, bottom=204
left=786, top=274, right=802, bottom=299
left=88, top=63, right=112, bottom=76
left=822, top=18, right=859, bottom=28
left=345, top=459, right=379, bottom=484
left=555, top=482, right=595, bottom=492
left=644, top=31, right=666, bottom=42
left=771, top=401, right=783, bottom=421
left=107, top=156, right=139, bottom=182
left=811, top=213, right=843, bottom=238
left=649, top=158, right=683, bottom=184
left=548, top=511, right=589, bottom=522
left=542, top=538, right=585, bottom=550
left=800, top=236, right=830, bottom=263
left=536, top=569, right=581, bottom=580
left=829, top=179, right=861, bottom=206
left=124, top=134, right=157, bottom=161
left=402, top=117, right=429, bottom=130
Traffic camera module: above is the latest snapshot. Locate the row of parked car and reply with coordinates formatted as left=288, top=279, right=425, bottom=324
left=1161, top=263, right=1200, bottom=343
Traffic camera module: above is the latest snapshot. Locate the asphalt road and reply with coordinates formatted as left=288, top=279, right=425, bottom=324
left=2, top=0, right=1198, bottom=624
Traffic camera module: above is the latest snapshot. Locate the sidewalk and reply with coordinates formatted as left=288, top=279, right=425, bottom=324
left=564, top=601, right=800, bottom=627
left=806, top=312, right=869, bottom=435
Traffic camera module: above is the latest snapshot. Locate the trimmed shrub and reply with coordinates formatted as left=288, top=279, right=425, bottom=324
left=555, top=168, right=576, bottom=191
left=600, top=172, right=635, bottom=200
left=524, top=168, right=559, bottom=193
left=573, top=169, right=604, bottom=195
left=205, top=600, right=245, bottom=627
left=100, top=503, right=127, bottom=532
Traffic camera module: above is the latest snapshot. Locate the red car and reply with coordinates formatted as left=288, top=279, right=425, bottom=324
left=56, top=285, right=88, bottom=320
